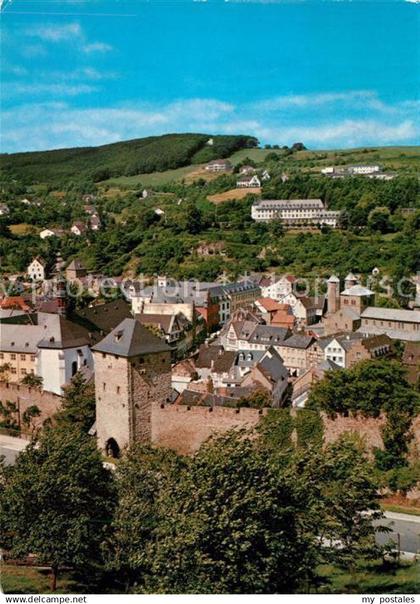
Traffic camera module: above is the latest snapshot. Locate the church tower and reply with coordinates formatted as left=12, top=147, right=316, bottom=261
left=92, top=318, right=172, bottom=457
left=327, top=274, right=340, bottom=314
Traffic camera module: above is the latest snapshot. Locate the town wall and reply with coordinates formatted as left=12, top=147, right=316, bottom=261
left=151, top=403, right=420, bottom=458
left=0, top=382, right=61, bottom=429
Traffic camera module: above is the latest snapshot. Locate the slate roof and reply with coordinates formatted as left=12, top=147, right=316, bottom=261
left=37, top=316, right=91, bottom=349
left=74, top=299, right=131, bottom=334
left=280, top=334, right=315, bottom=349
left=247, top=324, right=290, bottom=345
left=257, top=348, right=287, bottom=383
left=92, top=318, right=170, bottom=357
left=361, top=307, right=420, bottom=323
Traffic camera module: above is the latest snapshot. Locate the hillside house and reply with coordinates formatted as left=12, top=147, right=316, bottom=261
left=71, top=222, right=87, bottom=236
left=205, top=159, right=232, bottom=173
left=27, top=257, right=46, bottom=281
left=0, top=203, right=10, bottom=215
left=39, top=228, right=63, bottom=239
left=236, top=174, right=261, bottom=188
left=239, top=165, right=256, bottom=176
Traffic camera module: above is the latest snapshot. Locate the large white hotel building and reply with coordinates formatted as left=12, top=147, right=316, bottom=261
left=251, top=198, right=341, bottom=228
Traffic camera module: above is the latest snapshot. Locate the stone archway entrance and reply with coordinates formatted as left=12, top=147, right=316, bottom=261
left=105, top=437, right=120, bottom=459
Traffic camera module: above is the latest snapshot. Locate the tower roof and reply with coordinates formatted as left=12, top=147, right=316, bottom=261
left=345, top=272, right=357, bottom=281
left=92, top=318, right=170, bottom=357
left=327, top=275, right=340, bottom=283
left=340, top=284, right=375, bottom=297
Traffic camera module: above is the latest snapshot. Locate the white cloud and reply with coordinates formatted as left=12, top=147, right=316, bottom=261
left=2, top=82, right=98, bottom=99
left=30, top=23, right=82, bottom=42
left=25, top=21, right=113, bottom=54
left=2, top=94, right=419, bottom=153
left=252, top=90, right=376, bottom=111
left=82, top=42, right=113, bottom=53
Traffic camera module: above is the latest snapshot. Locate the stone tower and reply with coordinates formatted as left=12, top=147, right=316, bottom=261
left=344, top=272, right=357, bottom=291
left=327, top=275, right=340, bottom=314
left=92, top=318, right=172, bottom=457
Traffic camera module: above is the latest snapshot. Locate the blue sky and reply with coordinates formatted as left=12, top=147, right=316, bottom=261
left=1, top=0, right=419, bottom=152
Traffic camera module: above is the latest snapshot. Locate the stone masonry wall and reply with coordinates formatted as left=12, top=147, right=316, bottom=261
left=131, top=351, right=172, bottom=444
left=151, top=403, right=420, bottom=458
left=0, top=382, right=61, bottom=430
left=151, top=404, right=268, bottom=455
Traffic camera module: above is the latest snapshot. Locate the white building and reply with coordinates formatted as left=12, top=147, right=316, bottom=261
left=259, top=275, right=295, bottom=301
left=0, top=313, right=93, bottom=395
left=36, top=315, right=93, bottom=395
left=236, top=174, right=261, bottom=188
left=27, top=257, right=46, bottom=281
left=205, top=159, right=232, bottom=173
left=349, top=165, right=381, bottom=175
left=251, top=198, right=340, bottom=228
left=70, top=222, right=87, bottom=236
left=39, top=228, right=63, bottom=239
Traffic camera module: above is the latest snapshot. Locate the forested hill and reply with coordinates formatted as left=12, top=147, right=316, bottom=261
left=0, top=133, right=258, bottom=185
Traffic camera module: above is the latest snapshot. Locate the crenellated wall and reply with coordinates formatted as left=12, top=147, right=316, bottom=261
left=151, top=402, right=420, bottom=458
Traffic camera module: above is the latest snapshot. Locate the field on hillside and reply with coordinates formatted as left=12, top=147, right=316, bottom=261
left=229, top=145, right=420, bottom=172
left=102, top=164, right=198, bottom=188
left=9, top=223, right=39, bottom=236
left=208, top=188, right=261, bottom=203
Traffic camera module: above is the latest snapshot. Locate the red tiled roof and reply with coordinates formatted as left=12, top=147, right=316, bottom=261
left=0, top=296, right=31, bottom=311
left=256, top=297, right=284, bottom=312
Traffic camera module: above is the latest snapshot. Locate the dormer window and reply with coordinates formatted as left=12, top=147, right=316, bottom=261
left=115, top=330, right=123, bottom=342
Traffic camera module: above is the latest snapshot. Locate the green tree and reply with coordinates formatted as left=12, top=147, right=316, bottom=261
left=0, top=426, right=115, bottom=591
left=56, top=373, right=96, bottom=432
left=144, top=431, right=317, bottom=593
left=107, top=445, right=182, bottom=591
left=21, top=374, right=43, bottom=389
left=290, top=434, right=388, bottom=578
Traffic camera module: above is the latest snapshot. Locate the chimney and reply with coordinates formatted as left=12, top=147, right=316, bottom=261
left=327, top=275, right=340, bottom=314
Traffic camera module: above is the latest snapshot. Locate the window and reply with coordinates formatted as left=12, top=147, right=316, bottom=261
left=11, top=367, right=16, bottom=374
left=11, top=353, right=16, bottom=360
left=30, top=355, right=36, bottom=362
left=116, top=386, right=120, bottom=394
left=21, top=368, right=27, bottom=375
left=0, top=353, right=3, bottom=360
left=71, top=361, right=78, bottom=376
left=103, top=383, right=106, bottom=391
left=20, top=354, right=26, bottom=360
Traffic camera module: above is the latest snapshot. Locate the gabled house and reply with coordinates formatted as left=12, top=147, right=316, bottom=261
left=27, top=257, right=47, bottom=281
left=66, top=259, right=87, bottom=281
left=259, top=274, right=295, bottom=301
left=205, top=159, right=232, bottom=173
left=70, top=222, right=87, bottom=236
left=239, top=165, right=256, bottom=176
left=241, top=347, right=289, bottom=406
left=39, top=228, right=64, bottom=239
left=236, top=174, right=261, bottom=188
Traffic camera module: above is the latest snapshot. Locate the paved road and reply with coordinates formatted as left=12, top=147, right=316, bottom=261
left=375, top=512, right=420, bottom=554
left=0, top=434, right=29, bottom=465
